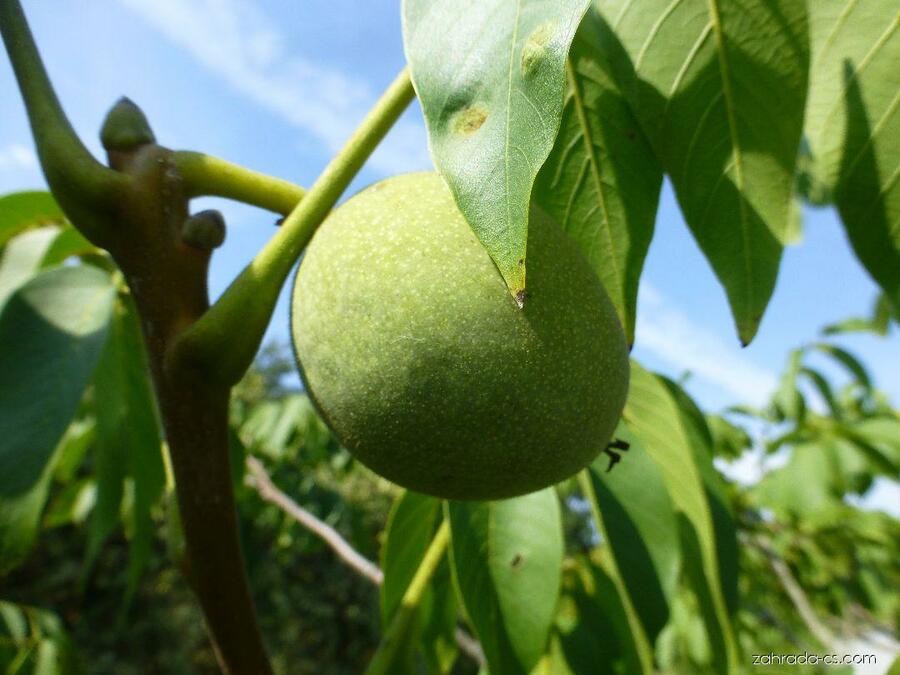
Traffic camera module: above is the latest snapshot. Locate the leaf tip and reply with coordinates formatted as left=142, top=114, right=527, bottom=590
left=514, top=288, right=526, bottom=309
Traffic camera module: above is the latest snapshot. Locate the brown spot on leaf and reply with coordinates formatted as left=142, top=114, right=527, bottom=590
left=511, top=553, right=523, bottom=569
left=521, top=22, right=556, bottom=76
left=453, top=105, right=488, bottom=135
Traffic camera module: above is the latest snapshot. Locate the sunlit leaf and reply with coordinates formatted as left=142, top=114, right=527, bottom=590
left=447, top=489, right=563, bottom=674
left=803, top=2, right=900, bottom=312
left=622, top=362, right=738, bottom=672
left=0, top=191, right=65, bottom=248
left=534, top=6, right=662, bottom=343
left=0, top=266, right=114, bottom=573
left=812, top=343, right=872, bottom=392
left=594, top=0, right=810, bottom=344
left=705, top=415, right=751, bottom=460
left=403, top=0, right=590, bottom=302
left=41, top=226, right=97, bottom=267
left=753, top=442, right=839, bottom=515
left=0, top=226, right=59, bottom=308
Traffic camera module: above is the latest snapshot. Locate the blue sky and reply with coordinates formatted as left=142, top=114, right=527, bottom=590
left=2, top=1, right=897, bottom=497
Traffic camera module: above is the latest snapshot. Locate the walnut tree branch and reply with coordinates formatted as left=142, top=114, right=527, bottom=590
left=747, top=533, right=835, bottom=647
left=0, top=0, right=128, bottom=245
left=244, top=456, right=485, bottom=668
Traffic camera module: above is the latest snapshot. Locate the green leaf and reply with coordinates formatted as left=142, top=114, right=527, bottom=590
left=534, top=7, right=662, bottom=343
left=846, top=417, right=900, bottom=461
left=705, top=415, right=751, bottom=460
left=771, top=347, right=806, bottom=422
left=799, top=366, right=841, bottom=418
left=41, top=226, right=97, bottom=267
left=447, top=489, right=563, bottom=674
left=834, top=417, right=900, bottom=475
left=380, top=490, right=456, bottom=673
left=822, top=293, right=896, bottom=336
left=812, top=343, right=872, bottom=392
left=0, top=226, right=59, bottom=308
left=753, top=442, right=838, bottom=515
left=804, top=4, right=900, bottom=312
left=0, top=600, right=82, bottom=674
left=402, top=0, right=590, bottom=302
left=551, top=558, right=625, bottom=673
left=418, top=556, right=459, bottom=674
left=43, top=478, right=96, bottom=529
left=52, top=419, right=96, bottom=483
left=580, top=424, right=680, bottom=647
left=622, top=362, right=738, bottom=673
left=594, top=0, right=810, bottom=344
left=0, top=266, right=114, bottom=573
left=0, top=191, right=65, bottom=248
left=660, top=378, right=739, bottom=614
left=88, top=295, right=165, bottom=599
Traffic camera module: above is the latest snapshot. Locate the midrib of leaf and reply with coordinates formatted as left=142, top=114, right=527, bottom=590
left=625, top=370, right=737, bottom=670
left=819, top=13, right=900, bottom=160
left=504, top=1, right=523, bottom=291
left=707, top=0, right=754, bottom=339
left=565, top=59, right=624, bottom=304
left=578, top=471, right=654, bottom=674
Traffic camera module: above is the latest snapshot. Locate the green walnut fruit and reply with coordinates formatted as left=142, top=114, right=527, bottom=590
left=291, top=172, right=629, bottom=500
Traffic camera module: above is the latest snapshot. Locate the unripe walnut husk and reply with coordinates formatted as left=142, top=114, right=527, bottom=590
left=291, top=172, right=629, bottom=500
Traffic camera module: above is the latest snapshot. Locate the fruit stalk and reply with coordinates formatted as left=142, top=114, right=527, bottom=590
left=172, top=150, right=305, bottom=215
left=170, top=67, right=416, bottom=387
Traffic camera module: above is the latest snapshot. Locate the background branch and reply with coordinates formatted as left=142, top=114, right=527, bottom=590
left=244, top=456, right=485, bottom=667
left=747, top=533, right=835, bottom=647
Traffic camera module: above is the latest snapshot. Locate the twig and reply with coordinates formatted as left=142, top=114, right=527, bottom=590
left=747, top=533, right=835, bottom=647
left=244, top=456, right=485, bottom=666
left=246, top=456, right=383, bottom=585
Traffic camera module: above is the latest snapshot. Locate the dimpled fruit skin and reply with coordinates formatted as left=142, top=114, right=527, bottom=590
left=291, top=172, right=629, bottom=501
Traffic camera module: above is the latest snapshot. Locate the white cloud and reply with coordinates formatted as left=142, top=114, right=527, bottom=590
left=636, top=283, right=778, bottom=407
left=0, top=143, right=38, bottom=172
left=117, top=0, right=430, bottom=176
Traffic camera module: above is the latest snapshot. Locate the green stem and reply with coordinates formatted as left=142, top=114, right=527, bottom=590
left=170, top=67, right=415, bottom=385
left=172, top=151, right=305, bottom=215
left=366, top=520, right=451, bottom=675
left=0, top=0, right=127, bottom=242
